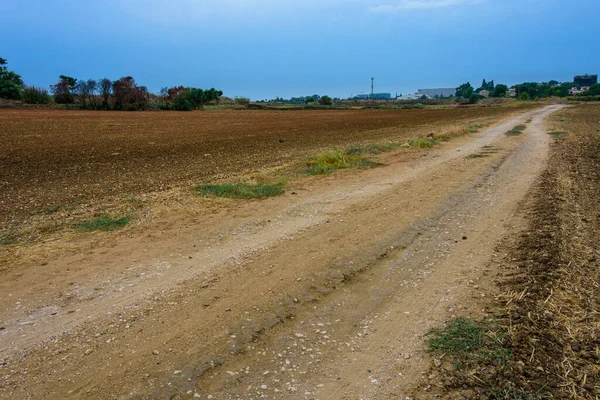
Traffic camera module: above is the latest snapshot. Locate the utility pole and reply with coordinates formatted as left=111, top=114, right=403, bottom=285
left=371, top=77, right=374, bottom=100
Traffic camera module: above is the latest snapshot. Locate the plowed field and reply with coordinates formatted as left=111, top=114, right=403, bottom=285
left=0, top=107, right=530, bottom=225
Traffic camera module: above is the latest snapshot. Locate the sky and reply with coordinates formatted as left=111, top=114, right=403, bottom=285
left=1, top=0, right=599, bottom=100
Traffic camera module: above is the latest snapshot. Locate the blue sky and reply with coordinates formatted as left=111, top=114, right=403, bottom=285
left=1, top=0, right=598, bottom=100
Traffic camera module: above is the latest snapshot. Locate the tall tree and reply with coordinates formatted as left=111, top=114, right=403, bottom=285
left=73, top=79, right=97, bottom=107
left=51, top=75, right=77, bottom=104
left=456, top=82, right=473, bottom=98
left=98, top=78, right=112, bottom=109
left=112, top=76, right=148, bottom=110
left=0, top=57, right=24, bottom=100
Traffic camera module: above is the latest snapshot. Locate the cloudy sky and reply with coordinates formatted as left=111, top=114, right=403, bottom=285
left=1, top=0, right=598, bottom=99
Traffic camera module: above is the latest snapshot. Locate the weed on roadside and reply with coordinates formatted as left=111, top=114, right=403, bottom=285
left=0, top=232, right=19, bottom=245
left=197, top=181, right=286, bottom=199
left=427, top=318, right=511, bottom=369
left=548, top=131, right=568, bottom=140
left=408, top=138, right=437, bottom=148
left=305, top=151, right=379, bottom=175
left=344, top=142, right=401, bottom=156
left=74, top=216, right=130, bottom=232
left=506, top=125, right=526, bottom=136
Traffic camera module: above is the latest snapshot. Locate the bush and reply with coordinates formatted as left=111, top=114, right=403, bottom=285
left=234, top=97, right=250, bottom=106
left=22, top=86, right=51, bottom=104
left=319, top=95, right=333, bottom=106
left=469, top=93, right=485, bottom=104
left=173, top=93, right=195, bottom=111
left=197, top=181, right=286, bottom=199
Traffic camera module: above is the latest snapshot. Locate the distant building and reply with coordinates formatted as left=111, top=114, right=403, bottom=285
left=570, top=86, right=590, bottom=96
left=417, top=88, right=456, bottom=98
left=574, top=74, right=597, bottom=86
left=508, top=88, right=517, bottom=97
left=478, top=90, right=490, bottom=98
left=397, top=94, right=424, bottom=101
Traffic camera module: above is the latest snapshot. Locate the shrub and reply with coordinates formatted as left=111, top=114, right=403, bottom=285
left=197, top=181, right=286, bottom=199
left=469, top=93, right=485, bottom=104
left=172, top=93, right=195, bottom=111
left=22, top=86, right=51, bottom=104
left=74, top=216, right=130, bottom=232
left=305, top=151, right=379, bottom=175
left=234, top=97, right=250, bottom=106
left=319, top=95, right=333, bottom=106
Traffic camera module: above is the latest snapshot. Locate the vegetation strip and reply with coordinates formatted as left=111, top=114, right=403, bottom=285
left=74, top=216, right=130, bottom=232
left=505, top=124, right=527, bottom=136
left=197, top=182, right=286, bottom=199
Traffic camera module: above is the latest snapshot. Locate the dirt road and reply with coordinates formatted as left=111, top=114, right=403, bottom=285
left=0, top=105, right=564, bottom=399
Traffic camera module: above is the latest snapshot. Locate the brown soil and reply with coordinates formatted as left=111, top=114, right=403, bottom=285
left=0, top=106, right=532, bottom=228
left=495, top=104, right=600, bottom=398
left=410, top=104, right=600, bottom=399
left=0, top=105, right=571, bottom=400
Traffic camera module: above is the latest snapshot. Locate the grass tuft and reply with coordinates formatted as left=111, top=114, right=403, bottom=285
left=344, top=142, right=401, bottom=156
left=306, top=151, right=379, bottom=175
left=548, top=131, right=568, bottom=140
left=0, top=232, right=19, bottom=245
left=74, top=216, right=130, bottom=232
left=427, top=318, right=511, bottom=368
left=197, top=181, right=286, bottom=199
left=408, top=138, right=437, bottom=148
left=506, top=125, right=527, bottom=136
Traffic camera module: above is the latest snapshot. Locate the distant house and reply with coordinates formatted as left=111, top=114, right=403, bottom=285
left=478, top=90, right=490, bottom=98
left=508, top=88, right=517, bottom=97
left=570, top=86, right=590, bottom=95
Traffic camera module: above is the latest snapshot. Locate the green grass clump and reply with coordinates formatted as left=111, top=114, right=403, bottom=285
left=197, top=181, right=286, bottom=199
left=408, top=138, right=437, bottom=148
left=548, top=131, right=568, bottom=140
left=74, top=216, right=130, bottom=232
left=506, top=125, right=527, bottom=136
left=344, top=142, right=400, bottom=156
left=306, top=151, right=379, bottom=175
left=427, top=318, right=511, bottom=368
left=0, top=232, right=19, bottom=245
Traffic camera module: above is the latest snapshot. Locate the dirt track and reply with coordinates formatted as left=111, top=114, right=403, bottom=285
left=0, top=105, right=565, bottom=399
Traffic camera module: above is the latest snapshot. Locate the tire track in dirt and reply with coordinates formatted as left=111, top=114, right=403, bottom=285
left=0, top=106, right=563, bottom=399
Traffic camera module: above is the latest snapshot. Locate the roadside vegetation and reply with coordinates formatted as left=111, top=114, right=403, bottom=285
left=74, top=216, right=130, bottom=232
left=197, top=181, right=286, bottom=199
left=505, top=124, right=526, bottom=136
left=305, top=151, right=379, bottom=175
left=423, top=105, right=600, bottom=399
left=548, top=131, right=568, bottom=140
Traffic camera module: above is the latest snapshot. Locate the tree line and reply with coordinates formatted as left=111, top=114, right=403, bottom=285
left=455, top=78, right=598, bottom=102
left=0, top=58, right=223, bottom=111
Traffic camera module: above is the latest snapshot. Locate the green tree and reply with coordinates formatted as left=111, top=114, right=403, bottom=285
left=456, top=82, right=473, bottom=98
left=0, top=58, right=24, bottom=100
left=582, top=83, right=600, bottom=96
left=51, top=75, right=77, bottom=104
left=469, top=93, right=485, bottom=104
left=319, top=95, right=332, bottom=105
left=491, top=84, right=508, bottom=98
